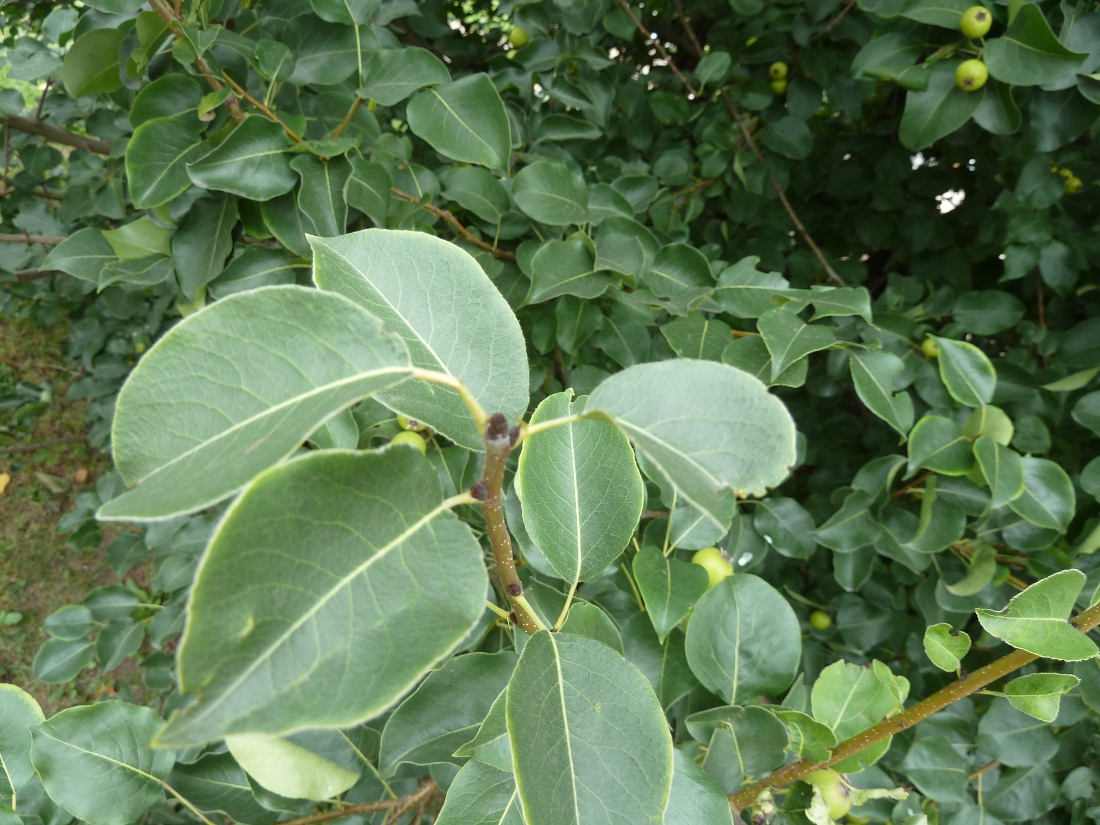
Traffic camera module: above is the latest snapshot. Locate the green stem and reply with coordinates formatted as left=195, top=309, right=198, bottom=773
left=729, top=599, right=1100, bottom=813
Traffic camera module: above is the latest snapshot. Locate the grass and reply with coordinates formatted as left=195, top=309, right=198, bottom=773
left=0, top=316, right=140, bottom=714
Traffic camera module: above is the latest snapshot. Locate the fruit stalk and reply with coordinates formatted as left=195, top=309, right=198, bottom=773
left=730, top=598, right=1100, bottom=813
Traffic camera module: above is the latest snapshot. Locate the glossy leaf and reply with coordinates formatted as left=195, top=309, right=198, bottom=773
left=849, top=350, right=914, bottom=437
left=168, top=753, right=277, bottom=825
left=810, top=660, right=906, bottom=741
left=407, top=74, right=511, bottom=169
left=758, top=308, right=835, bottom=381
left=685, top=575, right=801, bottom=704
left=507, top=632, right=674, bottom=825
left=900, top=736, right=969, bottom=803
left=380, top=652, right=517, bottom=775
left=907, top=415, right=974, bottom=475
left=225, top=733, right=359, bottom=801
left=984, top=4, right=1087, bottom=86
left=632, top=546, right=709, bottom=642
left=621, top=615, right=699, bottom=709
left=30, top=703, right=174, bottom=825
left=586, top=360, right=797, bottom=527
left=513, top=162, right=589, bottom=226
left=899, top=63, right=983, bottom=151
left=976, top=570, right=1097, bottom=661
left=663, top=749, right=734, bottom=825
left=0, top=686, right=43, bottom=803
left=125, top=118, right=207, bottom=209
left=1003, top=673, right=1079, bottom=722
left=99, top=287, right=411, bottom=521
left=156, top=449, right=487, bottom=746
left=923, top=623, right=971, bottom=671
left=1007, top=457, right=1076, bottom=531
left=359, top=48, right=450, bottom=105
left=935, top=337, right=996, bottom=408
left=311, top=229, right=528, bottom=449
left=973, top=436, right=1025, bottom=509
left=517, top=392, right=643, bottom=584
left=187, top=116, right=296, bottom=201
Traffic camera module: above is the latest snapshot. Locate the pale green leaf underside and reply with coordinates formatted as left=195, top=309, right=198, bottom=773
left=0, top=685, right=44, bottom=801
left=100, top=287, right=412, bottom=521
left=157, top=449, right=487, bottom=747
left=976, top=570, right=1098, bottom=661
left=435, top=759, right=524, bottom=825
left=225, top=733, right=359, bottom=802
left=517, top=392, right=644, bottom=584
left=586, top=360, right=797, bottom=527
left=507, top=632, right=673, bottom=825
left=311, top=229, right=529, bottom=450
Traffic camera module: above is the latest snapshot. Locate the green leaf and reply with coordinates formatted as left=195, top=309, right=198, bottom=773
left=1007, top=457, right=1076, bottom=531
left=985, top=3, right=1088, bottom=86
left=98, top=255, right=173, bottom=292
left=157, top=449, right=488, bottom=746
left=102, top=218, right=172, bottom=260
left=41, top=605, right=95, bottom=640
left=663, top=748, right=734, bottom=825
left=528, top=239, right=611, bottom=303
left=310, top=0, right=380, bottom=25
left=899, top=63, right=983, bottom=151
left=903, top=475, right=966, bottom=554
left=632, top=546, right=709, bottom=642
left=209, top=247, right=296, bottom=299
left=435, top=760, right=523, bottom=825
left=758, top=116, right=813, bottom=160
left=899, top=736, right=969, bottom=803
left=973, top=436, right=1025, bottom=509
left=61, top=29, right=123, bottom=97
left=292, top=154, right=351, bottom=237
left=558, top=603, right=623, bottom=652
left=810, top=660, right=906, bottom=740
left=517, top=392, right=643, bottom=584
left=758, top=308, right=836, bottom=383
left=310, top=229, right=529, bottom=450
left=344, top=156, right=393, bottom=227
left=907, top=416, right=974, bottom=476
left=661, top=315, right=731, bottom=362
left=0, top=685, right=43, bottom=804
left=923, top=623, right=971, bottom=671
left=287, top=17, right=360, bottom=86
left=30, top=703, right=174, bottom=825
left=130, top=74, right=204, bottom=128
left=770, top=708, right=836, bottom=763
left=976, top=698, right=1058, bottom=767
left=507, top=632, right=674, bottom=825
left=621, top=616, right=699, bottom=710
left=973, top=80, right=1022, bottom=135
left=813, top=490, right=881, bottom=553
left=172, top=194, right=238, bottom=300
left=755, top=497, right=817, bottom=560
left=31, top=638, right=94, bottom=683
left=684, top=575, right=801, bottom=704
left=710, top=259, right=789, bottom=317
left=380, top=652, right=517, bottom=775
left=985, top=765, right=1060, bottom=821
left=126, top=118, right=208, bottom=209
left=225, top=733, right=359, bottom=801
left=41, top=228, right=117, bottom=283
left=944, top=543, right=997, bottom=596
left=645, top=243, right=713, bottom=302
left=359, top=48, right=451, bottom=105
left=848, top=350, right=914, bottom=437
left=168, top=753, right=278, bottom=825
left=586, top=360, right=797, bottom=527
left=976, top=570, right=1098, bottom=661
left=187, top=116, right=296, bottom=201
left=697, top=706, right=788, bottom=792
left=1003, top=673, right=1080, bottom=722
left=513, top=162, right=589, bottom=226
left=934, top=337, right=996, bottom=407
left=407, top=74, right=511, bottom=169
left=1071, top=390, right=1100, bottom=437
left=440, top=167, right=511, bottom=225
left=99, top=287, right=411, bottom=521
left=899, top=0, right=970, bottom=28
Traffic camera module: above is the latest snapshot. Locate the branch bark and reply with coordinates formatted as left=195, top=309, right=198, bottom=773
left=11, top=268, right=62, bottom=282
left=0, top=233, right=65, bottom=245
left=4, top=115, right=112, bottom=156
left=273, top=779, right=438, bottom=825
left=389, top=189, right=517, bottom=261
left=729, top=599, right=1100, bottom=813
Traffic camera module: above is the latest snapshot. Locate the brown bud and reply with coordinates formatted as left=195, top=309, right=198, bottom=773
left=486, top=412, right=509, bottom=439
left=507, top=582, right=523, bottom=597
left=470, top=481, right=489, bottom=501
left=508, top=425, right=521, bottom=446
left=509, top=612, right=518, bottom=624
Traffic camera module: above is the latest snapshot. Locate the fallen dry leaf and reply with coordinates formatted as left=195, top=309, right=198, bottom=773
left=0, top=472, right=9, bottom=495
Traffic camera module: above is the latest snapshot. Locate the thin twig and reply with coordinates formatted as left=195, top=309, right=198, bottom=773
left=816, top=0, right=857, bottom=39
left=614, top=0, right=698, bottom=96
left=969, top=760, right=998, bottom=780
left=0, top=233, right=65, bottom=245
left=729, top=599, right=1100, bottom=813
left=390, top=189, right=517, bottom=261
left=221, top=71, right=303, bottom=141
left=275, top=780, right=438, bottom=825
left=34, top=79, right=51, bottom=122
left=3, top=115, right=112, bottom=156
left=1035, top=272, right=1046, bottom=328
left=671, top=0, right=705, bottom=58
left=0, top=437, right=84, bottom=454
left=10, top=268, right=62, bottom=282
left=332, top=97, right=364, bottom=140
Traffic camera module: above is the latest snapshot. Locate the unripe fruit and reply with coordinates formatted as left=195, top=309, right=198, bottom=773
left=391, top=431, right=427, bottom=455
left=810, top=610, right=832, bottom=630
left=771, top=78, right=788, bottom=95
left=367, top=99, right=378, bottom=113
left=396, top=413, right=427, bottom=432
left=921, top=338, right=940, bottom=358
left=692, top=547, right=734, bottom=589
left=956, top=59, right=988, bottom=92
left=769, top=61, right=789, bottom=80
left=134, top=342, right=147, bottom=355
left=805, top=770, right=852, bottom=821
left=961, top=405, right=1014, bottom=446
left=508, top=25, right=529, bottom=48
left=1065, top=175, right=1084, bottom=194
left=959, top=6, right=992, bottom=38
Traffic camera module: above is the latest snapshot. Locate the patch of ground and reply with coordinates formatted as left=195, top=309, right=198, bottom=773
left=0, top=316, right=138, bottom=714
